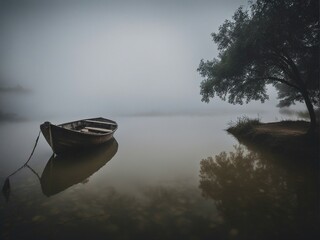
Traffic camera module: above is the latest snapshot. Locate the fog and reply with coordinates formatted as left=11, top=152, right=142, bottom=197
left=0, top=0, right=305, bottom=121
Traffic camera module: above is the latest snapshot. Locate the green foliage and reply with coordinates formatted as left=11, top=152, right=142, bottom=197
left=198, top=0, right=319, bottom=128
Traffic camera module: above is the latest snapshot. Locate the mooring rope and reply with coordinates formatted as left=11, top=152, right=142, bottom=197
left=2, top=130, right=42, bottom=201
left=24, top=130, right=41, bottom=167
left=7, top=130, right=42, bottom=178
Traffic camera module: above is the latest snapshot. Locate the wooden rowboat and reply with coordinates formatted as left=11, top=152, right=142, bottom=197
left=40, top=117, right=118, bottom=154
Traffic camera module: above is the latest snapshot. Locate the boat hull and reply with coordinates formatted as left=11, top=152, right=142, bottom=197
left=40, top=117, right=117, bottom=154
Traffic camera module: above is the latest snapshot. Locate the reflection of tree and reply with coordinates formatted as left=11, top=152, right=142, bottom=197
left=199, top=145, right=319, bottom=240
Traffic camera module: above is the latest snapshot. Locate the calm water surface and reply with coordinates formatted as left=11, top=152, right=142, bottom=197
left=0, top=115, right=318, bottom=239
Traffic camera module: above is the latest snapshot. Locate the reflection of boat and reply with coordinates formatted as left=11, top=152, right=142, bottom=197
left=40, top=139, right=118, bottom=196
left=40, top=117, right=118, bottom=154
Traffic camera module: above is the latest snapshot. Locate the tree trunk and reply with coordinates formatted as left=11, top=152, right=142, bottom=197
left=301, top=90, right=317, bottom=134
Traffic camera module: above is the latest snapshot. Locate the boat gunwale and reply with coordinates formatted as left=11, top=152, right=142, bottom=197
left=55, top=117, right=118, bottom=136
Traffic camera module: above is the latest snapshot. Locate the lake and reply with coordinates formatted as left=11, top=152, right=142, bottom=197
left=0, top=114, right=318, bottom=240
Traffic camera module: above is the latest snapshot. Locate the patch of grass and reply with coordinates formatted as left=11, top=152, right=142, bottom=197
left=227, top=116, right=261, bottom=134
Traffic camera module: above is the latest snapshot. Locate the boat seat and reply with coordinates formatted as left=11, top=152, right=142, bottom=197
left=84, top=127, right=112, bottom=133
left=85, top=120, right=117, bottom=125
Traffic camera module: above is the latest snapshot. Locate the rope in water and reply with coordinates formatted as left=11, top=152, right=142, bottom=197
left=2, top=130, right=42, bottom=201
left=6, top=130, right=41, bottom=178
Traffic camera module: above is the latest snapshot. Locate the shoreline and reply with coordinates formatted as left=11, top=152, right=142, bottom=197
left=227, top=120, right=319, bottom=162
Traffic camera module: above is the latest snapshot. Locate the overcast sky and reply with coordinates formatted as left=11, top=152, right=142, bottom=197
left=0, top=0, right=304, bottom=121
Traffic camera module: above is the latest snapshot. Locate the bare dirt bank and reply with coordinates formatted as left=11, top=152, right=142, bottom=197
left=227, top=121, right=319, bottom=161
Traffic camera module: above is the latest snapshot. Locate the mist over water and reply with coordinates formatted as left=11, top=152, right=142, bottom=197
left=0, top=0, right=306, bottom=122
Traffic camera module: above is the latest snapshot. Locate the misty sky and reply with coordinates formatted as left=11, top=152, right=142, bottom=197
left=0, top=0, right=304, bottom=121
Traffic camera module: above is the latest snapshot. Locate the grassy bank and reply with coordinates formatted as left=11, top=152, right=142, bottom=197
left=227, top=117, right=319, bottom=161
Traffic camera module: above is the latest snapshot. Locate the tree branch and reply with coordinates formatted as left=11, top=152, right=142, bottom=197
left=264, top=76, right=301, bottom=91
left=246, top=67, right=301, bottom=91
left=270, top=49, right=304, bottom=88
left=250, top=75, right=301, bottom=91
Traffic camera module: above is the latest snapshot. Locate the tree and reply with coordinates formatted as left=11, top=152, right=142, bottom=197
left=198, top=0, right=319, bottom=133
